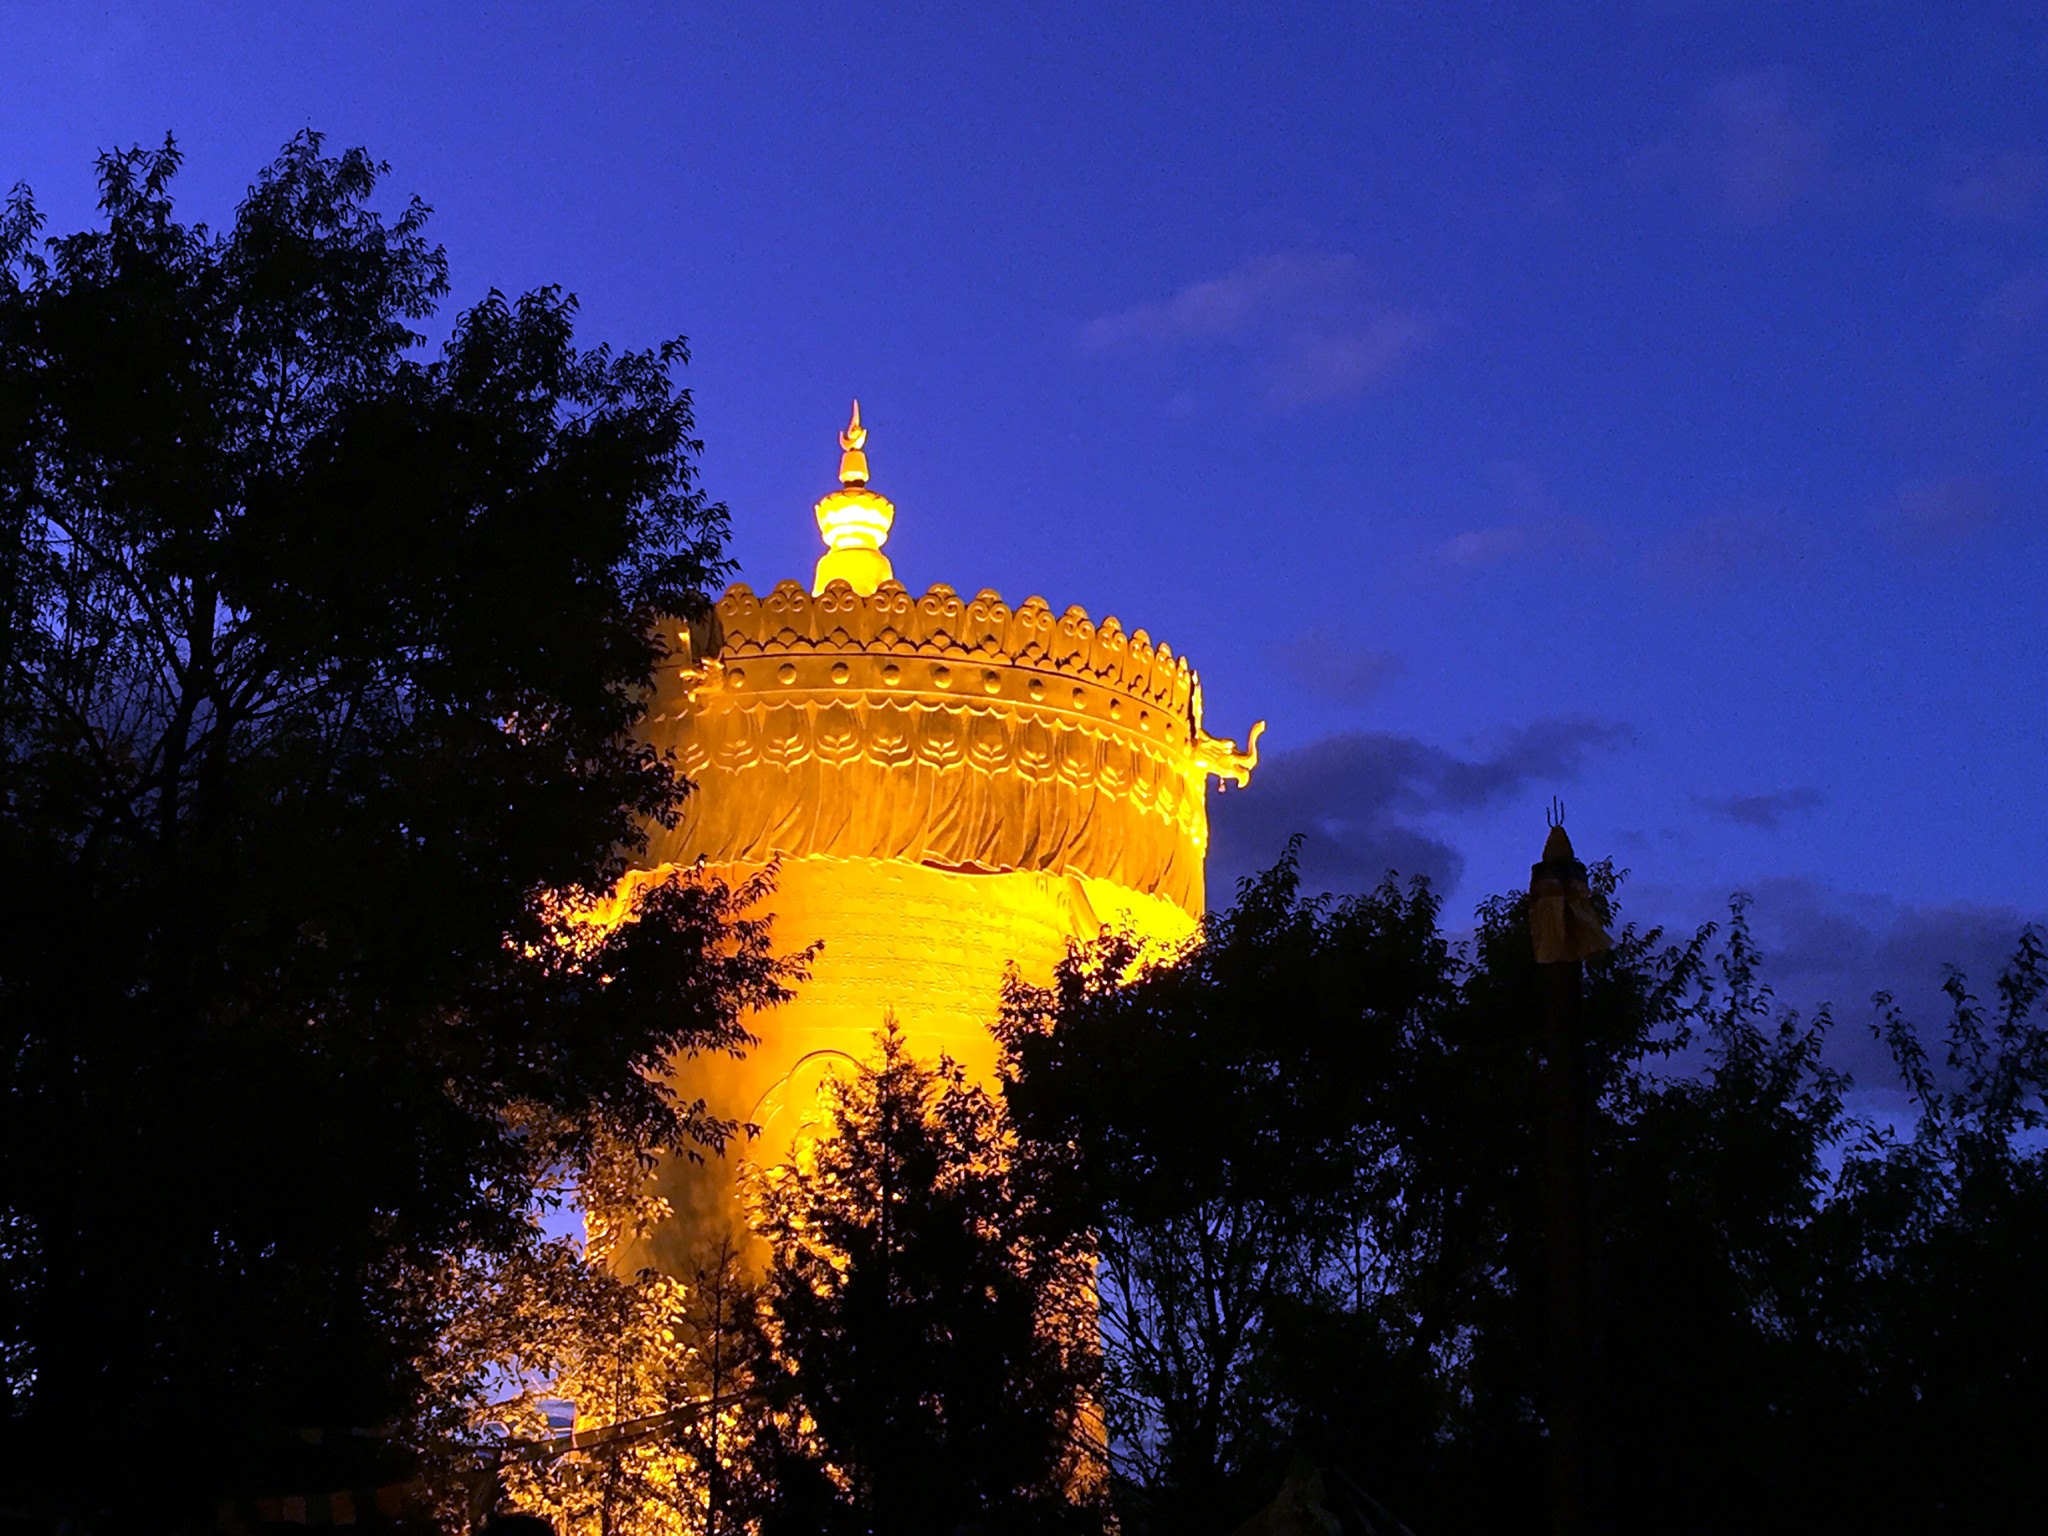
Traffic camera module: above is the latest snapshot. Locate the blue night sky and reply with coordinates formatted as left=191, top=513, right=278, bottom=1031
left=9, top=2, right=2045, bottom=1041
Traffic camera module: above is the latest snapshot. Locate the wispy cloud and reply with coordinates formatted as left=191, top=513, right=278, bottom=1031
left=1643, top=503, right=1814, bottom=589
left=1082, top=253, right=1429, bottom=409
left=1277, top=629, right=1400, bottom=707
left=1692, top=786, right=1823, bottom=829
left=1625, top=875, right=2045, bottom=1091
left=1438, top=526, right=1536, bottom=567
left=1633, top=67, right=1842, bottom=225
left=1698, top=69, right=1837, bottom=223
left=1964, top=267, right=2048, bottom=360
left=1083, top=254, right=1350, bottom=349
left=1886, top=477, right=2004, bottom=550
left=1928, top=147, right=2047, bottom=226
left=1271, top=315, right=1432, bottom=406
left=1434, top=461, right=1600, bottom=568
left=1435, top=519, right=1598, bottom=569
left=1209, top=718, right=1627, bottom=896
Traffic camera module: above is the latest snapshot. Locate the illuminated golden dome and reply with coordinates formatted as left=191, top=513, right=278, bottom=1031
left=812, top=399, right=896, bottom=595
left=621, top=406, right=1262, bottom=1281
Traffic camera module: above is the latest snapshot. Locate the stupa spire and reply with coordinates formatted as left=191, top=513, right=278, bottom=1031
left=838, top=398, right=870, bottom=486
left=813, top=399, right=896, bottom=595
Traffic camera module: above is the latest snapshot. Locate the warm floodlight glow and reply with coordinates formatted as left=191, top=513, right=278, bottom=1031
left=813, top=399, right=897, bottom=594
left=620, top=410, right=1263, bottom=1285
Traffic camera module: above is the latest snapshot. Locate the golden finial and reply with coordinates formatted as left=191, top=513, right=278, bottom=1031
left=1529, top=804, right=1612, bottom=964
left=813, top=400, right=895, bottom=595
left=837, top=399, right=870, bottom=487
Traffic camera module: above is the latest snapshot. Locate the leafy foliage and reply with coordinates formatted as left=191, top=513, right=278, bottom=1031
left=430, top=1229, right=771, bottom=1536
left=1000, top=844, right=2048, bottom=1536
left=747, top=1021, right=1107, bottom=1536
left=0, top=134, right=794, bottom=1524
left=994, top=850, right=1457, bottom=1527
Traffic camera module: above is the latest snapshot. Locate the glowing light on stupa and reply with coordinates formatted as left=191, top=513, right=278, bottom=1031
left=811, top=400, right=896, bottom=595
left=619, top=406, right=1263, bottom=1272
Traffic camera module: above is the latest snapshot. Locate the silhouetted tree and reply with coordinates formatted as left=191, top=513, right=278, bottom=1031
left=1001, top=846, right=2048, bottom=1536
left=0, top=134, right=793, bottom=1526
left=749, top=1021, right=1106, bottom=1536
left=996, top=847, right=1461, bottom=1533
left=1780, top=933, right=2048, bottom=1532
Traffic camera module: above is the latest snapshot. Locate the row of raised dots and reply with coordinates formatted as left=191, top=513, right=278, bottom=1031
left=720, top=662, right=1156, bottom=729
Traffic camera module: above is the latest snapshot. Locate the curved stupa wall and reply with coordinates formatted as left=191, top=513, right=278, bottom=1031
left=617, top=408, right=1259, bottom=1274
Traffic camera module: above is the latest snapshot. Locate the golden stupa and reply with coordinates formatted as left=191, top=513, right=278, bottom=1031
left=620, top=405, right=1261, bottom=1272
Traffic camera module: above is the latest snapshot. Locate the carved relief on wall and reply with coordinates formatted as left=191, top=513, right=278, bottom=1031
left=647, top=580, right=1262, bottom=917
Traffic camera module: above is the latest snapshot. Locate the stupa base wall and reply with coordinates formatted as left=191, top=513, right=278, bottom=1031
left=614, top=855, right=1195, bottom=1278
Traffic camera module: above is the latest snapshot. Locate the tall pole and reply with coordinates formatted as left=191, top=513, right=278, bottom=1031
left=1528, top=815, right=1610, bottom=1536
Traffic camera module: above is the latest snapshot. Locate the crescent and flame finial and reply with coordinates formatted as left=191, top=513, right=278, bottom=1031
left=838, top=399, right=870, bottom=486
left=813, top=400, right=895, bottom=595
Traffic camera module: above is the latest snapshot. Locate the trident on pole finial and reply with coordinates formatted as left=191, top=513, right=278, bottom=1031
left=1544, top=797, right=1575, bottom=862
left=1530, top=802, right=1608, bottom=963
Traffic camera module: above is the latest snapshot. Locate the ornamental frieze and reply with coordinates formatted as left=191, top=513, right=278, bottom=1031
left=646, top=693, right=1233, bottom=917
left=648, top=580, right=1260, bottom=918
left=646, top=410, right=1259, bottom=923
left=673, top=579, right=1207, bottom=726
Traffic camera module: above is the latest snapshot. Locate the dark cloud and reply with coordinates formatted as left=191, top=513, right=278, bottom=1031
left=1728, top=877, right=2045, bottom=1088
left=1692, top=786, right=1823, bottom=829
left=1209, top=718, right=1627, bottom=897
